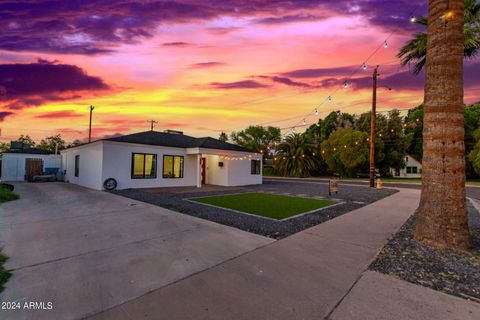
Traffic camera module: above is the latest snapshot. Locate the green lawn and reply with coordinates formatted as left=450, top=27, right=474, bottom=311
left=0, top=186, right=19, bottom=204
left=191, top=192, right=336, bottom=220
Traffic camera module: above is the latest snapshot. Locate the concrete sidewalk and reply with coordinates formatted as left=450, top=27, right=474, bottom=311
left=330, top=271, right=480, bottom=320
left=88, top=188, right=443, bottom=320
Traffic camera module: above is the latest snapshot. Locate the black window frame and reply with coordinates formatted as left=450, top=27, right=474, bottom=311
left=251, top=159, right=261, bottom=175
left=162, top=155, right=184, bottom=179
left=74, top=155, right=80, bottom=177
left=131, top=153, right=157, bottom=179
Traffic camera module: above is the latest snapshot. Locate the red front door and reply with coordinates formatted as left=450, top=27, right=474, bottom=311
left=201, top=158, right=206, bottom=184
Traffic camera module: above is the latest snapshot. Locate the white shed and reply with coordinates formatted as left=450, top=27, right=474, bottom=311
left=1, top=149, right=62, bottom=181
left=390, top=154, right=422, bottom=178
left=61, top=130, right=262, bottom=191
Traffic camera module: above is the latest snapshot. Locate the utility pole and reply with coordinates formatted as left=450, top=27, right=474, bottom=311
left=148, top=120, right=158, bottom=131
left=88, top=105, right=94, bottom=143
left=369, top=66, right=379, bottom=188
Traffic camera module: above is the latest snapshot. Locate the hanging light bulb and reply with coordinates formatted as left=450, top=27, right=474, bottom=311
left=302, top=118, right=306, bottom=125
left=443, top=10, right=455, bottom=21
left=362, top=63, right=368, bottom=70
left=343, top=81, right=349, bottom=89
left=328, top=96, right=333, bottom=103
left=383, top=40, right=388, bottom=48
left=315, top=108, right=319, bottom=116
left=410, top=15, right=416, bottom=23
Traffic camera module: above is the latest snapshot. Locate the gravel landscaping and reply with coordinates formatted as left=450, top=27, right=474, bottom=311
left=113, top=180, right=397, bottom=239
left=370, top=202, right=480, bottom=301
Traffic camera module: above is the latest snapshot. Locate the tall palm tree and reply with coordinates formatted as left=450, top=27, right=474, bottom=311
left=415, top=0, right=471, bottom=250
left=275, top=133, right=317, bottom=177
left=398, top=0, right=479, bottom=74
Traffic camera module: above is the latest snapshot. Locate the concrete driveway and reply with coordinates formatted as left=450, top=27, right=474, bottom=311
left=0, top=183, right=273, bottom=320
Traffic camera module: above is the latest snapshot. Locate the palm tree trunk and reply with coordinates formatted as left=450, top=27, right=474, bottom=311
left=415, top=0, right=471, bottom=250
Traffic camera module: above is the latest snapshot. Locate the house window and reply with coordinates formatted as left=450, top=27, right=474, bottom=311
left=251, top=159, right=261, bottom=175
left=74, top=155, right=80, bottom=177
left=406, top=166, right=418, bottom=174
left=131, top=153, right=157, bottom=179
left=163, top=155, right=184, bottom=178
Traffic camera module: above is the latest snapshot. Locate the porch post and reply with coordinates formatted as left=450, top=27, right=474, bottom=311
left=196, top=154, right=201, bottom=188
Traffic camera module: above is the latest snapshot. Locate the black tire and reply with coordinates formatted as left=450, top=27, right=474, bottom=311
left=103, top=178, right=117, bottom=191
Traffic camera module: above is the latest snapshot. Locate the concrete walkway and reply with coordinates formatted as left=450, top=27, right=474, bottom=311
left=0, top=183, right=273, bottom=320
left=86, top=187, right=471, bottom=320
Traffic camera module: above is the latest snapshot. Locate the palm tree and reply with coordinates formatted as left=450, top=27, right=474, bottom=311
left=218, top=132, right=228, bottom=142
left=415, top=0, right=471, bottom=250
left=275, top=133, right=317, bottom=177
left=398, top=0, right=479, bottom=74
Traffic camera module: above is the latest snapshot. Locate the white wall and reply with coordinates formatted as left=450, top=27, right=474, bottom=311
left=227, top=157, right=263, bottom=186
left=62, top=142, right=103, bottom=190
left=1, top=153, right=62, bottom=181
left=101, top=141, right=197, bottom=190
left=205, top=154, right=228, bottom=186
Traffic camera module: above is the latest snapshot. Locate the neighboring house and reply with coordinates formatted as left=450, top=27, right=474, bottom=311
left=61, top=130, right=262, bottom=190
left=390, top=154, right=422, bottom=178
left=1, top=148, right=62, bottom=181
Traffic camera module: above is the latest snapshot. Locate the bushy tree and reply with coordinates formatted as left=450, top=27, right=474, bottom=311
left=218, top=132, right=228, bottom=142
left=404, top=105, right=424, bottom=161
left=321, top=129, right=369, bottom=177
left=38, top=134, right=66, bottom=153
left=17, top=134, right=36, bottom=147
left=230, top=125, right=281, bottom=157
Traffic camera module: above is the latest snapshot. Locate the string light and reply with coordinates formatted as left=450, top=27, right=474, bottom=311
left=443, top=10, right=455, bottom=21
left=214, top=6, right=421, bottom=137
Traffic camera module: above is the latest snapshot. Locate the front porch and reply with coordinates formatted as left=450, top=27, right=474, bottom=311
left=186, top=147, right=262, bottom=188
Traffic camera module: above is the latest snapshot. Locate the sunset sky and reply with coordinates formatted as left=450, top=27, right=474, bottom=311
left=1, top=0, right=479, bottom=143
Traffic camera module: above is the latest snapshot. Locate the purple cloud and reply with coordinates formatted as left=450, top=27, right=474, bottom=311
left=269, top=76, right=313, bottom=88
left=282, top=66, right=360, bottom=79
left=0, top=1, right=427, bottom=55
left=255, top=13, right=327, bottom=25
left=210, top=80, right=268, bottom=89
left=0, top=111, right=13, bottom=121
left=34, top=110, right=83, bottom=119
left=162, top=42, right=191, bottom=47
left=190, top=62, right=226, bottom=68
left=0, top=61, right=110, bottom=113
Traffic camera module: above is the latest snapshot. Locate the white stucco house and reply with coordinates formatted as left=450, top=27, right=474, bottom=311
left=61, top=130, right=262, bottom=190
left=390, top=154, right=422, bottom=178
left=1, top=148, right=62, bottom=181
